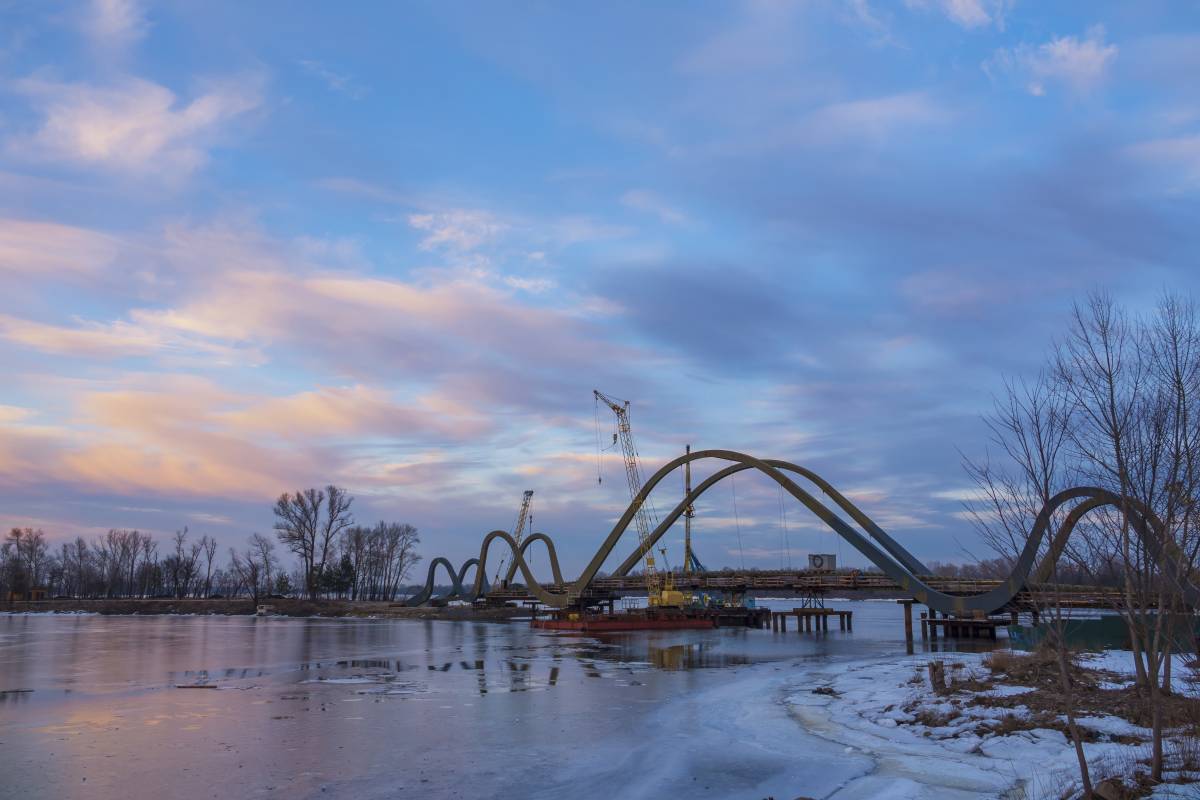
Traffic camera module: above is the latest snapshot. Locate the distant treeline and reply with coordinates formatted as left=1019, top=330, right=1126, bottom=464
left=2, top=486, right=423, bottom=604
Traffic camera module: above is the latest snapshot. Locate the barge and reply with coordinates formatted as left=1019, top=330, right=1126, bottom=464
left=531, top=606, right=772, bottom=632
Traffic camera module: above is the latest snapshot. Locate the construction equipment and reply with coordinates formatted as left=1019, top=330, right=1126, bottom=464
left=684, top=444, right=707, bottom=573
left=494, top=490, right=534, bottom=586
left=595, top=390, right=680, bottom=606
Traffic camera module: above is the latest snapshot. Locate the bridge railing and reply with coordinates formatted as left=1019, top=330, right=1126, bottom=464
left=575, top=572, right=1006, bottom=593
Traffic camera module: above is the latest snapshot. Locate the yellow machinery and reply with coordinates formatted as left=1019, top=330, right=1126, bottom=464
left=659, top=556, right=687, bottom=606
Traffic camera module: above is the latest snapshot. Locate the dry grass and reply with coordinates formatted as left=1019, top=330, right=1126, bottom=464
left=969, top=644, right=1200, bottom=798
left=983, top=647, right=1014, bottom=674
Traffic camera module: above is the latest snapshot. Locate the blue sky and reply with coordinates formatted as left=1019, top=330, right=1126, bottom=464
left=1, top=0, right=1198, bottom=577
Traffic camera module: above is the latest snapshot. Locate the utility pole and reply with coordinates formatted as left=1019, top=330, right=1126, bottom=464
left=685, top=444, right=694, bottom=574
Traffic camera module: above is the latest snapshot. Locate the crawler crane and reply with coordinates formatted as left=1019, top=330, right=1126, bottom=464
left=595, top=391, right=685, bottom=606
left=493, top=490, right=534, bottom=587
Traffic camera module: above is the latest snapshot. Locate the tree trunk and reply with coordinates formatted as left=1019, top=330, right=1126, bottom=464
left=1150, top=679, right=1164, bottom=781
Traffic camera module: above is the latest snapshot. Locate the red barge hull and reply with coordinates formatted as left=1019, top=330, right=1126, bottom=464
left=532, top=615, right=717, bottom=632
left=531, top=607, right=772, bottom=632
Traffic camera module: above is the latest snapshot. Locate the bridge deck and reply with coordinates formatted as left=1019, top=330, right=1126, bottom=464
left=561, top=571, right=1006, bottom=594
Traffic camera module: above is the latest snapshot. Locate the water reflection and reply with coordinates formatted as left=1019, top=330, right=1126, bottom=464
left=0, top=601, right=1002, bottom=800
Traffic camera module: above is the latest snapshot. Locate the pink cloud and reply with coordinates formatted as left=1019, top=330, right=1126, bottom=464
left=0, top=219, right=120, bottom=276
left=12, top=75, right=261, bottom=179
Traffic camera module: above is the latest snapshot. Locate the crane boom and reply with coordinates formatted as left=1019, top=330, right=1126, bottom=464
left=594, top=390, right=665, bottom=606
left=496, top=490, right=534, bottom=585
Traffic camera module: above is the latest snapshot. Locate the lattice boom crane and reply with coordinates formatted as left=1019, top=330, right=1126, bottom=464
left=495, top=490, right=534, bottom=585
left=594, top=390, right=666, bottom=606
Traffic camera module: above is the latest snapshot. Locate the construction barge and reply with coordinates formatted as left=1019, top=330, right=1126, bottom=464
left=531, top=605, right=772, bottom=632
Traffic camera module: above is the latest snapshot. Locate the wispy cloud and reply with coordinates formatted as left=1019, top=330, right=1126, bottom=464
left=0, top=406, right=33, bottom=423
left=1127, top=135, right=1200, bottom=187
left=503, top=276, right=556, bottom=293
left=0, top=313, right=257, bottom=362
left=0, top=219, right=120, bottom=276
left=12, top=75, right=261, bottom=179
left=409, top=209, right=509, bottom=254
left=299, top=60, right=368, bottom=100
left=903, top=0, right=1008, bottom=31
left=986, top=25, right=1118, bottom=97
left=83, top=0, right=148, bottom=50
left=807, top=92, right=947, bottom=142
left=620, top=190, right=687, bottom=225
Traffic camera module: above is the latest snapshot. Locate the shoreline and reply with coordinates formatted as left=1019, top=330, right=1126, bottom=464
left=0, top=597, right=531, bottom=621
left=1, top=590, right=908, bottom=620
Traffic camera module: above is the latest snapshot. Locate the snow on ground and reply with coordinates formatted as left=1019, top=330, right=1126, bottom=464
left=1082, top=651, right=1196, bottom=694
left=782, top=651, right=1189, bottom=800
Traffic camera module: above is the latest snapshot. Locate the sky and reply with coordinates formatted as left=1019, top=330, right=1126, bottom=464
left=1, top=0, right=1198, bottom=579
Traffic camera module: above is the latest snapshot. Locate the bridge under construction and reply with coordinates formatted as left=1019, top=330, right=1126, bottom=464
left=404, top=449, right=1200, bottom=620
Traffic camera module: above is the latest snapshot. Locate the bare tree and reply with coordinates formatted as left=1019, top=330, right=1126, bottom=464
left=972, top=288, right=1200, bottom=783
left=200, top=535, right=219, bottom=598
left=1050, top=290, right=1200, bottom=781
left=317, top=486, right=354, bottom=592
left=273, top=486, right=354, bottom=599
left=273, top=488, right=323, bottom=598
left=380, top=522, right=421, bottom=601
left=162, top=527, right=202, bottom=599
left=228, top=536, right=274, bottom=605
left=138, top=535, right=157, bottom=597
left=249, top=533, right=278, bottom=595
left=963, top=370, right=1094, bottom=798
left=7, top=528, right=49, bottom=593
left=331, top=521, right=422, bottom=601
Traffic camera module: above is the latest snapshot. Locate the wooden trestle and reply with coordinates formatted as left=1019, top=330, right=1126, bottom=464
left=771, top=607, right=852, bottom=632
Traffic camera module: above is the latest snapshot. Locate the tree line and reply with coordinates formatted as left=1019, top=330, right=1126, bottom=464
left=964, top=288, right=1200, bottom=790
left=1, top=486, right=422, bottom=604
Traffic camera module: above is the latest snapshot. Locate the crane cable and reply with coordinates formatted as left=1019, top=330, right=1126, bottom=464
left=593, top=395, right=621, bottom=484
left=594, top=396, right=602, bottom=484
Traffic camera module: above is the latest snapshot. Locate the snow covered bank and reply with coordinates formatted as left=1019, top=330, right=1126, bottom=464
left=783, top=651, right=1199, bottom=799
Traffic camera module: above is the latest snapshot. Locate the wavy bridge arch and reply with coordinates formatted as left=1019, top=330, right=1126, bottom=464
left=405, top=449, right=1199, bottom=613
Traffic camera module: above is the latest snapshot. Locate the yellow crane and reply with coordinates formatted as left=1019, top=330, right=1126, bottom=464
left=494, top=490, right=534, bottom=587
left=595, top=390, right=684, bottom=606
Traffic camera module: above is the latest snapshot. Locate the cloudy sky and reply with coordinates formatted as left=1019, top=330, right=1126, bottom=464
left=1, top=0, right=1197, bottom=578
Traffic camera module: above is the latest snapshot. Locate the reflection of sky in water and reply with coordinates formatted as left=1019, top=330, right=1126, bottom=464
left=0, top=602, right=999, bottom=799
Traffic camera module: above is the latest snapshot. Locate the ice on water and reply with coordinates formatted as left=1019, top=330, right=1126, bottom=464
left=0, top=602, right=1177, bottom=800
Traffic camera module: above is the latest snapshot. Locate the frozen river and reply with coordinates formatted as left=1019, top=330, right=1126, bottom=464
left=1, top=601, right=999, bottom=800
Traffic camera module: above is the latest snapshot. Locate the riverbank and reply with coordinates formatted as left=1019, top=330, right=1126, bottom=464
left=0, top=596, right=530, bottom=621
left=3, top=591, right=906, bottom=618
left=785, top=648, right=1200, bottom=799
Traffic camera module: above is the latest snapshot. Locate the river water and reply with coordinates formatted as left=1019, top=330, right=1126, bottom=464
left=1, top=601, right=996, bottom=800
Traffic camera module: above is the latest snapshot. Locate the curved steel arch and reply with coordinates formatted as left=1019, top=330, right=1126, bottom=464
left=406, top=449, right=1199, bottom=613
left=405, top=557, right=487, bottom=607
left=611, top=458, right=928, bottom=577
left=503, top=533, right=564, bottom=585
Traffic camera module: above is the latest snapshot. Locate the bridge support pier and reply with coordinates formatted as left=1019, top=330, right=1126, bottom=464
left=898, top=599, right=914, bottom=642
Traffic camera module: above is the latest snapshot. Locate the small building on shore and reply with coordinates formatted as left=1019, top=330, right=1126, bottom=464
left=6, top=589, right=47, bottom=601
